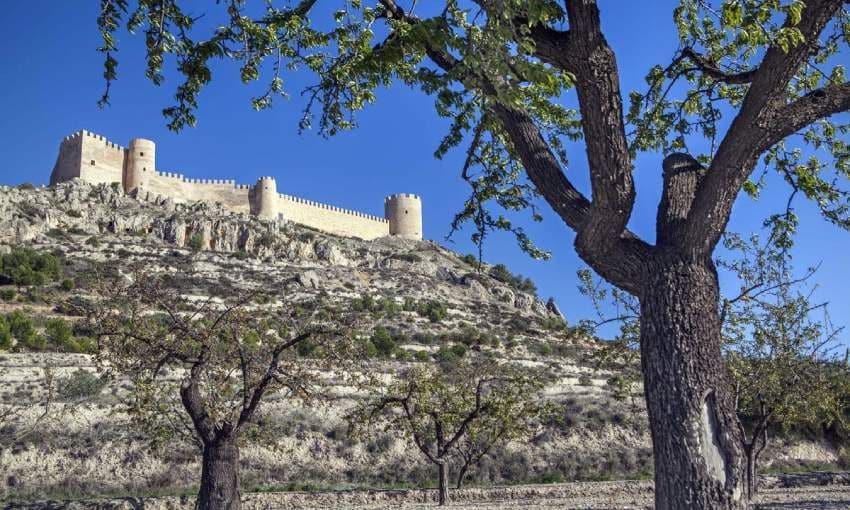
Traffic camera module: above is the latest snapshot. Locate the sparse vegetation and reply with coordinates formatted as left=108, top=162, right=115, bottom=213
left=490, top=264, right=537, bottom=295
left=417, top=300, right=448, bottom=323
left=56, top=369, right=105, bottom=401
left=390, top=252, right=422, bottom=263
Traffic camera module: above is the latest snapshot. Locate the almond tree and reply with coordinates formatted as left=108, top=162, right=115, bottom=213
left=351, top=359, right=547, bottom=506
left=89, top=273, right=352, bottom=510
left=721, top=233, right=848, bottom=498
left=97, top=1, right=850, bottom=507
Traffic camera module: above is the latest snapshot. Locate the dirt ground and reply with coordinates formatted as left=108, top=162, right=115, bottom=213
left=6, top=480, right=850, bottom=509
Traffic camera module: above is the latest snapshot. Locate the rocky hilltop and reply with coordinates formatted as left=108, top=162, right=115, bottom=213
left=0, top=180, right=839, bottom=502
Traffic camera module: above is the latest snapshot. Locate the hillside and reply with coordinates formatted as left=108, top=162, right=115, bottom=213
left=0, top=180, right=840, bottom=502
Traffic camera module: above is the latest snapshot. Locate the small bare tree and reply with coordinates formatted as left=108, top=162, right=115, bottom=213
left=88, top=272, right=353, bottom=510
left=721, top=234, right=848, bottom=498
left=351, top=359, right=548, bottom=506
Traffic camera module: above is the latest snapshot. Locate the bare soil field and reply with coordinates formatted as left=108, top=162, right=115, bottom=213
left=6, top=479, right=850, bottom=510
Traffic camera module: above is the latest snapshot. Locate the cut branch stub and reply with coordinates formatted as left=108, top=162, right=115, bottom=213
left=658, top=152, right=706, bottom=249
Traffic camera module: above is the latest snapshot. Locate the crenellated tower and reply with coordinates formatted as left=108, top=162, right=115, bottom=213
left=250, top=176, right=279, bottom=220
left=124, top=138, right=156, bottom=193
left=384, top=193, right=423, bottom=240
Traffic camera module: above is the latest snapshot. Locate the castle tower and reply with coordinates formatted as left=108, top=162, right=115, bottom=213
left=384, top=194, right=423, bottom=240
left=251, top=176, right=279, bottom=220
left=124, top=138, right=156, bottom=193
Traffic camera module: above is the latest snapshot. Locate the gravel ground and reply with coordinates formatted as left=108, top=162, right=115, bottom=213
left=7, top=480, right=850, bottom=509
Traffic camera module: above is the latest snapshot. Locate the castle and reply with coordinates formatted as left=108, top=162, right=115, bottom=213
left=49, top=130, right=423, bottom=241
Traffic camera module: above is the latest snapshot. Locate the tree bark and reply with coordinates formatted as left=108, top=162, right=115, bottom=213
left=639, top=258, right=747, bottom=509
left=437, top=460, right=450, bottom=506
left=197, top=437, right=241, bottom=510
left=456, top=461, right=469, bottom=490
left=744, top=444, right=756, bottom=500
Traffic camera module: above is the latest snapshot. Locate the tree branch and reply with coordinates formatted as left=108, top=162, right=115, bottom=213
left=765, top=82, right=850, bottom=146
left=681, top=47, right=756, bottom=84
left=562, top=0, right=639, bottom=269
left=683, top=0, right=846, bottom=255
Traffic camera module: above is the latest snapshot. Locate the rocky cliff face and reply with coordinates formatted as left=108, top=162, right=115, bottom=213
left=0, top=180, right=553, bottom=315
left=0, top=180, right=836, bottom=502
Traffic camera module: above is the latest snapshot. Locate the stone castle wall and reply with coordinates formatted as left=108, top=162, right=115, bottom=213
left=49, top=130, right=419, bottom=241
left=276, top=193, right=389, bottom=239
left=143, top=173, right=252, bottom=214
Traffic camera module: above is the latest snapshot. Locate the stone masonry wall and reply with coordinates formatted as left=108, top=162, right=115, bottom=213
left=80, top=131, right=125, bottom=185
left=143, top=172, right=251, bottom=214
left=277, top=194, right=389, bottom=240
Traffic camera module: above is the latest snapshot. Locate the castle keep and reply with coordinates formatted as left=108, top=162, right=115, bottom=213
left=50, top=130, right=423, bottom=241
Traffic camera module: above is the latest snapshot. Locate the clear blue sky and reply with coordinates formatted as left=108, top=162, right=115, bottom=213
left=1, top=1, right=847, bottom=338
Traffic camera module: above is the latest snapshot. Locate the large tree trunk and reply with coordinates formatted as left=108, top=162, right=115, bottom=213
left=437, top=460, right=450, bottom=506
left=197, top=437, right=241, bottom=510
left=639, top=258, right=747, bottom=509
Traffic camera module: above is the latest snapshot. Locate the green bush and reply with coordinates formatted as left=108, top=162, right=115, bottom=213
left=60, top=278, right=75, bottom=292
left=452, top=325, right=484, bottom=346
left=7, top=310, right=35, bottom=343
left=402, top=297, right=417, bottom=312
left=533, top=343, right=554, bottom=357
left=67, top=209, right=83, bottom=218
left=541, top=316, right=566, bottom=331
left=57, top=369, right=105, bottom=401
left=434, top=343, right=467, bottom=363
left=85, top=237, right=101, bottom=247
left=187, top=233, right=204, bottom=252
left=22, top=333, right=47, bottom=350
left=0, top=316, right=11, bottom=350
left=0, top=289, right=15, bottom=301
left=296, top=339, right=318, bottom=357
left=490, top=263, right=538, bottom=295
left=45, top=318, right=74, bottom=350
left=377, top=298, right=401, bottom=315
left=0, top=247, right=62, bottom=287
left=460, top=253, right=478, bottom=266
left=394, top=349, right=414, bottom=361
left=413, top=350, right=431, bottom=362
left=358, top=336, right=379, bottom=358
left=68, top=336, right=96, bottom=354
left=417, top=300, right=448, bottom=323
left=351, top=293, right=376, bottom=312
left=412, top=332, right=435, bottom=344
left=370, top=326, right=398, bottom=358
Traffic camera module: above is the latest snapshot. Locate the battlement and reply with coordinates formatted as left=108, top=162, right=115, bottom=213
left=385, top=193, right=421, bottom=202
left=50, top=130, right=423, bottom=241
